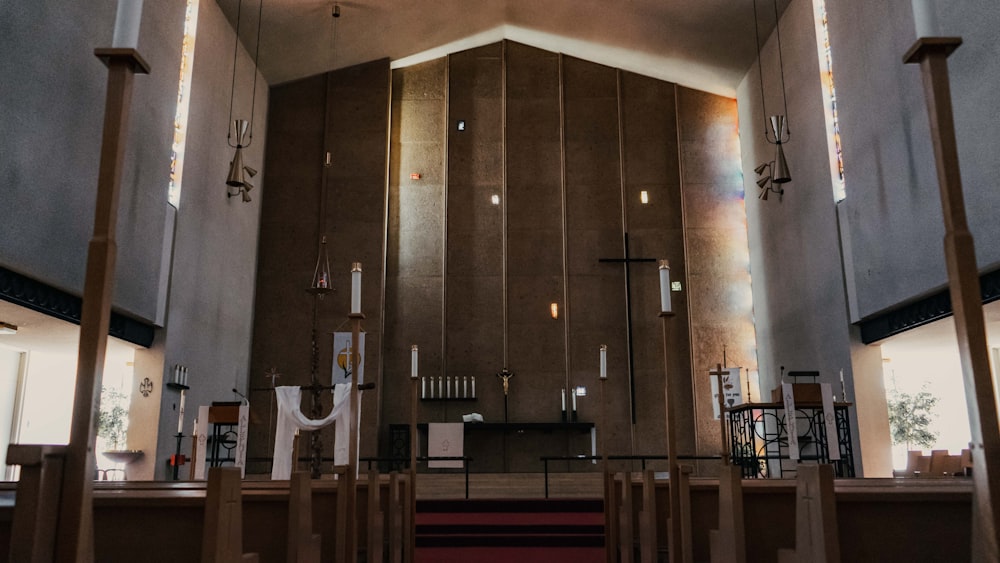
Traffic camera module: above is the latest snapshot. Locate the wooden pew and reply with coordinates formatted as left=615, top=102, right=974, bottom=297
left=386, top=472, right=404, bottom=563
left=776, top=464, right=839, bottom=563
left=5, top=444, right=67, bottom=563
left=202, top=466, right=259, bottom=563
left=287, top=471, right=321, bottom=563
left=709, top=464, right=746, bottom=563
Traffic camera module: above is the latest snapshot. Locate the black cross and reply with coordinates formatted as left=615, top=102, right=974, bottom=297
left=599, top=232, right=656, bottom=424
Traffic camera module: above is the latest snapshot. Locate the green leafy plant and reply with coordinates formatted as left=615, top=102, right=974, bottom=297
left=887, top=385, right=938, bottom=451
left=98, top=385, right=129, bottom=450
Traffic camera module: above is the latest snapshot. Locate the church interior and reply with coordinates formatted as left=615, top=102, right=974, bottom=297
left=2, top=0, right=1000, bottom=560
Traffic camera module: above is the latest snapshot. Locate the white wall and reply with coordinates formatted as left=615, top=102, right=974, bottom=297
left=827, top=0, right=1000, bottom=320
left=736, top=0, right=866, bottom=472
left=0, top=347, right=23, bottom=478
left=0, top=0, right=266, bottom=480
left=152, top=0, right=267, bottom=478
left=0, top=0, right=184, bottom=323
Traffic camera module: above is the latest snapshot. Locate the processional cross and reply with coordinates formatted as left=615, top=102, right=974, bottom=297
left=599, top=232, right=656, bottom=423
left=710, top=363, right=732, bottom=465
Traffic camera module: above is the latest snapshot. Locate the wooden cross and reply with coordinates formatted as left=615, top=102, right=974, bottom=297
left=599, top=232, right=656, bottom=423
left=710, top=364, right=731, bottom=465
left=264, top=366, right=282, bottom=387
left=497, top=368, right=515, bottom=423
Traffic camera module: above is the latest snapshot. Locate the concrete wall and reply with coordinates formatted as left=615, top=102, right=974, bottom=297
left=0, top=0, right=181, bottom=323
left=736, top=0, right=863, bottom=471
left=0, top=0, right=268, bottom=480
left=152, top=0, right=269, bottom=479
left=737, top=0, right=1000, bottom=476
left=827, top=0, right=1000, bottom=321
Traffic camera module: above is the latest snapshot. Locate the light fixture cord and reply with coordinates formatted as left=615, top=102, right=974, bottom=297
left=227, top=0, right=244, bottom=148
left=772, top=0, right=790, bottom=139
left=246, top=0, right=264, bottom=147
left=752, top=0, right=769, bottom=142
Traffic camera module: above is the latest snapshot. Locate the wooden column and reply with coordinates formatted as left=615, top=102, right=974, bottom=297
left=408, top=365, right=418, bottom=562
left=287, top=472, right=321, bottom=563
left=904, top=37, right=1000, bottom=562
left=50, top=48, right=150, bottom=562
left=639, top=469, right=658, bottom=563
left=202, top=467, right=260, bottom=563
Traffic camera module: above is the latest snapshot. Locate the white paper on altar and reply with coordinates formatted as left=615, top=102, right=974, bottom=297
left=709, top=367, right=744, bottom=420
left=428, top=423, right=464, bottom=468
left=782, top=383, right=800, bottom=460
left=820, top=383, right=840, bottom=461
left=333, top=332, right=365, bottom=385
left=271, top=385, right=353, bottom=480
left=193, top=406, right=210, bottom=479
left=235, top=404, right=250, bottom=477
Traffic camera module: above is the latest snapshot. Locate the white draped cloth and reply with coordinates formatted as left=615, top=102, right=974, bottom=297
left=271, top=384, right=354, bottom=480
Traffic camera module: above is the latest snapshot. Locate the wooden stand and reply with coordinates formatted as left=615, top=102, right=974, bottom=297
left=334, top=312, right=365, bottom=563
left=387, top=472, right=405, bottom=563
left=202, top=467, right=259, bottom=563
left=904, top=37, right=1000, bottom=562
left=408, top=371, right=418, bottom=562
left=617, top=473, right=635, bottom=563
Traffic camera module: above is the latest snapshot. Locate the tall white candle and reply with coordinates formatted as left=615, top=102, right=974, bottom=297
left=421, top=376, right=426, bottom=398
left=112, top=0, right=143, bottom=49
left=572, top=390, right=577, bottom=412
left=840, top=369, right=847, bottom=401
left=177, top=389, right=186, bottom=434
left=911, top=0, right=940, bottom=37
left=438, top=376, right=442, bottom=398
left=446, top=376, right=451, bottom=398
left=351, top=262, right=362, bottom=314
left=463, top=376, right=468, bottom=398
left=600, top=345, right=608, bottom=379
left=658, top=260, right=672, bottom=313
left=411, top=345, right=418, bottom=379
left=561, top=389, right=566, bottom=411
left=472, top=376, right=476, bottom=397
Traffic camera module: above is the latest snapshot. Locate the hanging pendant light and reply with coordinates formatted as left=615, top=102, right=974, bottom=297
left=225, top=0, right=264, bottom=203
left=752, top=0, right=792, bottom=199
left=308, top=235, right=333, bottom=296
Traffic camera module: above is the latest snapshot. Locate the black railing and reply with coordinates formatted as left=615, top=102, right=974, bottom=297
left=539, top=454, right=724, bottom=498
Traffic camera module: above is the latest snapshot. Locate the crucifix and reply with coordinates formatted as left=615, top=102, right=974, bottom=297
left=599, top=232, right=656, bottom=423
left=496, top=368, right=515, bottom=423
left=710, top=363, right=732, bottom=465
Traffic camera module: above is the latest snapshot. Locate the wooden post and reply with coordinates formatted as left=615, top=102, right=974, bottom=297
left=617, top=472, right=634, bottom=563
left=202, top=467, right=259, bottom=563
left=904, top=37, right=1000, bottom=562
left=337, top=311, right=364, bottom=563
left=388, top=472, right=403, bottom=563
left=639, top=469, right=658, bottom=563
left=409, top=362, right=418, bottom=563
left=367, top=468, right=384, bottom=563
left=287, top=472, right=321, bottom=563
left=659, top=311, right=685, bottom=563
left=600, top=377, right=617, bottom=563
left=42, top=47, right=150, bottom=562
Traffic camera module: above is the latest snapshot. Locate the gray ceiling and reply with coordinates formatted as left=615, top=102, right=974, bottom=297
left=217, top=0, right=792, bottom=97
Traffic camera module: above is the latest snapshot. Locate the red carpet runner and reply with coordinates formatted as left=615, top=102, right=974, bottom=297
left=415, top=498, right=605, bottom=563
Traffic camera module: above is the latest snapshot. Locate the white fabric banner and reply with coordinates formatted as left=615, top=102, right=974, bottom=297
left=333, top=332, right=365, bottom=385
left=428, top=423, right=464, bottom=469
left=820, top=383, right=841, bottom=461
left=710, top=367, right=744, bottom=420
left=235, top=404, right=250, bottom=478
left=193, top=405, right=210, bottom=480
left=271, top=385, right=354, bottom=480
left=781, top=383, right=800, bottom=460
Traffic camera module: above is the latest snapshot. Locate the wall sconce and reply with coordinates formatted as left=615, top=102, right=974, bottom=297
left=491, top=194, right=500, bottom=205
left=574, top=385, right=587, bottom=397
left=550, top=302, right=559, bottom=319
left=640, top=190, right=649, bottom=205
left=755, top=162, right=784, bottom=201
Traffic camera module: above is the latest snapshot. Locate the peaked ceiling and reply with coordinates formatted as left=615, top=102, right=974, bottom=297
left=217, top=0, right=791, bottom=97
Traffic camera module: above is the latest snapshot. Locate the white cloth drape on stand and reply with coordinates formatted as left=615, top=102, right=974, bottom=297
left=271, top=384, right=354, bottom=479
